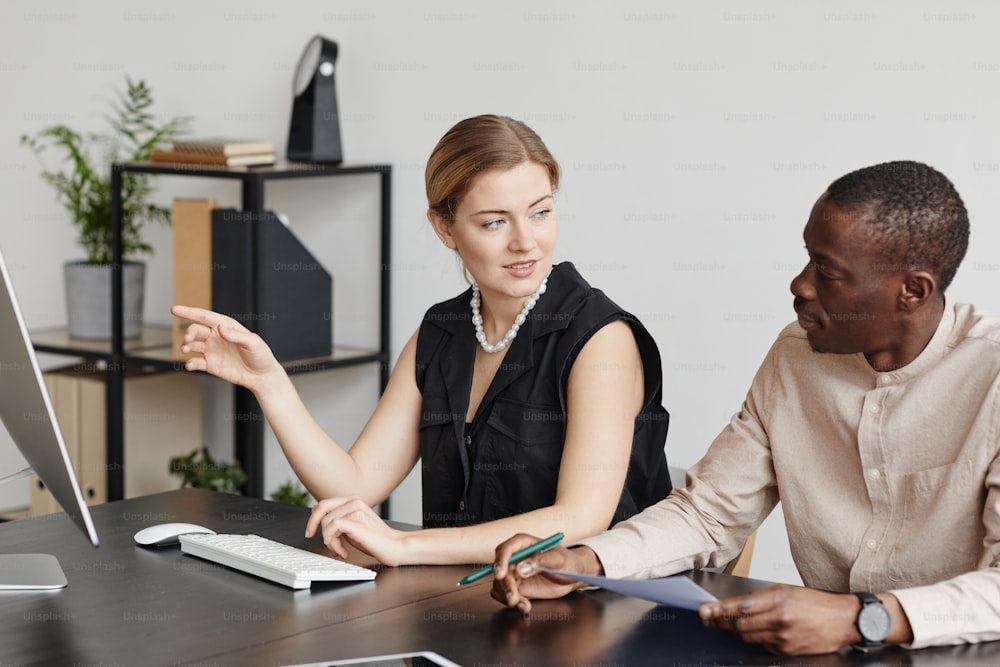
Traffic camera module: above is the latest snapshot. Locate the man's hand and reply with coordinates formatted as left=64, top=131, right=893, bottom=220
left=490, top=533, right=602, bottom=614
left=699, top=584, right=864, bottom=655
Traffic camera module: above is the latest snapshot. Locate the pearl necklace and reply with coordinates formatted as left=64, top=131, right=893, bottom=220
left=471, top=274, right=549, bottom=354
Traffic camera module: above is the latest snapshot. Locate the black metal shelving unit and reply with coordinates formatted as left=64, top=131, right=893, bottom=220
left=31, top=160, right=392, bottom=503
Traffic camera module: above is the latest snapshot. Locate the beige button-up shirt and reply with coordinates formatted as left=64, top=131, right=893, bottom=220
left=580, top=302, right=1000, bottom=648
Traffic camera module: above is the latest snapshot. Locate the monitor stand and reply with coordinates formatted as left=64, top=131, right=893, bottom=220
left=0, top=554, right=68, bottom=589
left=0, top=467, right=68, bottom=589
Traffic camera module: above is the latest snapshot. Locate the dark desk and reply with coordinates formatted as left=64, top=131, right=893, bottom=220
left=1, top=490, right=996, bottom=666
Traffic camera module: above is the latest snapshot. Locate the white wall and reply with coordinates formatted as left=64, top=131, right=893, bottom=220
left=3, top=1, right=999, bottom=585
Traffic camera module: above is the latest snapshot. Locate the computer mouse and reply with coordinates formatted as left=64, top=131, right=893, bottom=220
left=133, top=522, right=217, bottom=547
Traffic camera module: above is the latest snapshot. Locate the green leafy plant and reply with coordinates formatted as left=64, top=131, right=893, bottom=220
left=270, top=479, right=311, bottom=507
left=169, top=447, right=246, bottom=495
left=20, top=75, right=191, bottom=264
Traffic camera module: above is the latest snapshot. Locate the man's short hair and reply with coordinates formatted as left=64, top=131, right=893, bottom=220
left=825, top=161, right=969, bottom=292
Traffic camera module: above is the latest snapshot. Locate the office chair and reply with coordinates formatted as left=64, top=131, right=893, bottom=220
left=722, top=531, right=756, bottom=577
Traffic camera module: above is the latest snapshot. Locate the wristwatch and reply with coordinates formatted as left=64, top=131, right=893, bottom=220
left=854, top=592, right=891, bottom=648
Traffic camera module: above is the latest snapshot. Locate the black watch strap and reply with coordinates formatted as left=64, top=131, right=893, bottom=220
left=856, top=591, right=880, bottom=607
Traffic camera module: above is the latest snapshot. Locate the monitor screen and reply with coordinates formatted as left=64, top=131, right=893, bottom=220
left=0, top=247, right=99, bottom=588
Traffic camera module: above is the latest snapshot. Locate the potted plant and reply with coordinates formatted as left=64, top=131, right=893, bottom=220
left=169, top=447, right=247, bottom=495
left=270, top=479, right=311, bottom=507
left=20, top=75, right=190, bottom=339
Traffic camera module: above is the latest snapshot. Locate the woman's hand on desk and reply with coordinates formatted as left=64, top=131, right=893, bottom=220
left=490, top=533, right=601, bottom=613
left=305, top=496, right=409, bottom=567
left=171, top=305, right=283, bottom=394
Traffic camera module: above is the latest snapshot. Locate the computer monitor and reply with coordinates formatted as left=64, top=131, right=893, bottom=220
left=0, top=246, right=99, bottom=589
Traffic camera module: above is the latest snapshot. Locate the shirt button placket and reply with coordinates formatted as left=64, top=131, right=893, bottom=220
left=854, top=385, right=890, bottom=588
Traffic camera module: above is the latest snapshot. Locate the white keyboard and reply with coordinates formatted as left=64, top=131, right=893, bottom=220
left=179, top=533, right=377, bottom=589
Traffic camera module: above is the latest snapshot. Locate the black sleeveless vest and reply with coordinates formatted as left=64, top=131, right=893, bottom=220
left=415, top=262, right=671, bottom=528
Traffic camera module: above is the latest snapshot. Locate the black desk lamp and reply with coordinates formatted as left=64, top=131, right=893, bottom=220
left=287, top=35, right=343, bottom=164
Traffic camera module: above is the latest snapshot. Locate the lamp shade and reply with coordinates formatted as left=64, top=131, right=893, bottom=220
left=287, top=35, right=343, bottom=164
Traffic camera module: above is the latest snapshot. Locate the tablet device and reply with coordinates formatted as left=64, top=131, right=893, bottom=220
left=281, top=651, right=461, bottom=667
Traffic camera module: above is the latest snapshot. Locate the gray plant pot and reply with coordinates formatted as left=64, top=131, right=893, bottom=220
left=64, top=261, right=145, bottom=339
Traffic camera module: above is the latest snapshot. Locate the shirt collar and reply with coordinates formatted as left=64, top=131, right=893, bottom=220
left=867, top=301, right=956, bottom=386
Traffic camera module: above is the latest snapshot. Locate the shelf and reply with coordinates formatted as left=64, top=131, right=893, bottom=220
left=33, top=160, right=392, bottom=502
left=135, top=345, right=387, bottom=374
left=31, top=325, right=174, bottom=359
left=122, top=160, right=391, bottom=181
left=32, top=326, right=387, bottom=373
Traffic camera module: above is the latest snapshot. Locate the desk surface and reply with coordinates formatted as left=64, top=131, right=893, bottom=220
left=1, top=489, right=996, bottom=667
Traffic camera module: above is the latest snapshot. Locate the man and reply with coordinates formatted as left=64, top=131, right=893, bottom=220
left=491, top=161, right=1000, bottom=655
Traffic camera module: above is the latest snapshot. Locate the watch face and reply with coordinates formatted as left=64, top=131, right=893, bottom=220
left=858, top=602, right=891, bottom=643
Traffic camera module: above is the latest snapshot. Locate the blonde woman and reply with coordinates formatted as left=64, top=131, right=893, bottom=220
left=172, top=115, right=671, bottom=566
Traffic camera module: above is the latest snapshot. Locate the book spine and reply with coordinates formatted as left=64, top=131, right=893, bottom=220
left=151, top=150, right=230, bottom=166
left=171, top=140, right=274, bottom=156
left=151, top=150, right=275, bottom=166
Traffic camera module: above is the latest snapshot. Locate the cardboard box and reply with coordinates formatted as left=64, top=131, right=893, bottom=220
left=30, top=366, right=203, bottom=515
left=172, top=198, right=217, bottom=359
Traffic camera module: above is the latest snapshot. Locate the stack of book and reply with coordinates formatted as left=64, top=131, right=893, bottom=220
left=151, top=138, right=276, bottom=167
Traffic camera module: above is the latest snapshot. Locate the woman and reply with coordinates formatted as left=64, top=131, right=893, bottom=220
left=171, top=115, right=670, bottom=566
